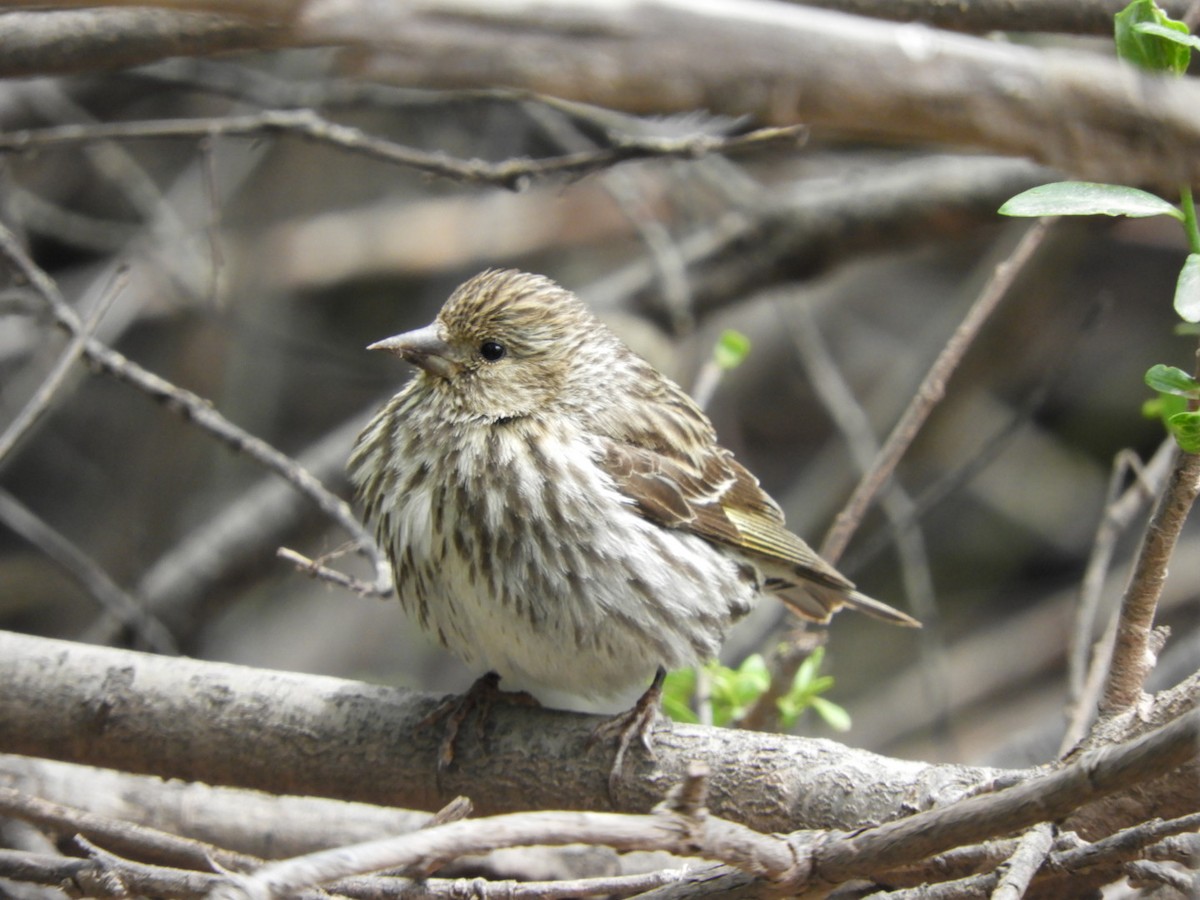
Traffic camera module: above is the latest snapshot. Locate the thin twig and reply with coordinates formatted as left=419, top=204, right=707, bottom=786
left=276, top=546, right=383, bottom=596
left=0, top=222, right=392, bottom=595
left=0, top=845, right=688, bottom=900
left=0, top=786, right=255, bottom=873
left=841, top=294, right=1101, bottom=575
left=1068, top=447, right=1169, bottom=700
left=1097, top=338, right=1200, bottom=717
left=1098, top=443, right=1200, bottom=716
left=1053, top=810, right=1200, bottom=873
left=0, top=109, right=808, bottom=189
left=1060, top=439, right=1175, bottom=754
left=23, top=81, right=211, bottom=302
left=786, top=300, right=938, bottom=621
left=80, top=408, right=383, bottom=647
left=989, top=822, right=1053, bottom=900
left=821, top=218, right=1054, bottom=562
left=212, top=798, right=798, bottom=900
left=1124, top=859, right=1194, bottom=893
left=0, top=266, right=127, bottom=466
left=604, top=167, right=695, bottom=335
left=0, top=487, right=177, bottom=653
left=742, top=300, right=944, bottom=731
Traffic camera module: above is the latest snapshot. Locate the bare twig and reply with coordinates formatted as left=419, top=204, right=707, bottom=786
left=821, top=219, right=1054, bottom=562
left=822, top=714, right=1200, bottom=889
left=276, top=545, right=383, bottom=597
left=1099, top=442, right=1200, bottom=716
left=78, top=408, right=382, bottom=648
left=0, top=488, right=177, bottom=653
left=1124, top=858, right=1193, bottom=893
left=787, top=299, right=938, bottom=623
left=604, top=168, right=695, bottom=336
left=0, top=785, right=256, bottom=872
left=1146, top=830, right=1200, bottom=865
left=0, top=110, right=808, bottom=189
left=0, top=222, right=392, bottom=595
left=989, top=822, right=1053, bottom=900
left=814, top=710, right=1200, bottom=882
left=24, top=81, right=207, bottom=291
left=210, top=786, right=798, bottom=899
left=792, top=298, right=944, bottom=685
left=1061, top=439, right=1176, bottom=754
left=0, top=844, right=687, bottom=900
left=0, top=266, right=126, bottom=466
left=0, top=753, right=437, bottom=861
left=1054, top=810, right=1200, bottom=873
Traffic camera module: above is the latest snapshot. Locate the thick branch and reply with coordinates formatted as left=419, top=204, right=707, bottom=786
left=1, top=631, right=1197, bottom=849
left=789, top=0, right=1195, bottom=34
left=2, top=2, right=1200, bottom=190
left=337, top=0, right=1200, bottom=191
left=0, top=631, right=969, bottom=833
left=0, top=9, right=279, bottom=76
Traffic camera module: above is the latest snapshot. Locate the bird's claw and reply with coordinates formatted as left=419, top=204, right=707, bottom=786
left=421, top=672, right=538, bottom=777
left=589, top=667, right=668, bottom=802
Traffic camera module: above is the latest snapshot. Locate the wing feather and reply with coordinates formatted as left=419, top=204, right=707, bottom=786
left=594, top=437, right=917, bottom=626
left=588, top=361, right=916, bottom=626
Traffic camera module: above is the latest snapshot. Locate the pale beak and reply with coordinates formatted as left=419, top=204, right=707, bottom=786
left=368, top=323, right=460, bottom=379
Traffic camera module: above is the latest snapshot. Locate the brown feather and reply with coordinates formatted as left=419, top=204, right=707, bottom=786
left=595, top=437, right=918, bottom=626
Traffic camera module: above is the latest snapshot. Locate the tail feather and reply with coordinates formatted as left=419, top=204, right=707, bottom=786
left=842, top=588, right=921, bottom=627
left=769, top=578, right=920, bottom=628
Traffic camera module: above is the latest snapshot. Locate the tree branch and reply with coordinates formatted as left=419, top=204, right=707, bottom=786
left=0, top=109, right=808, bottom=189
left=3, top=2, right=1200, bottom=189
left=0, top=630, right=977, bottom=829
left=1099, top=446, right=1200, bottom=716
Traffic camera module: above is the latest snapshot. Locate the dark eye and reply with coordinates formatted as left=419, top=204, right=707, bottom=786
left=480, top=340, right=506, bottom=362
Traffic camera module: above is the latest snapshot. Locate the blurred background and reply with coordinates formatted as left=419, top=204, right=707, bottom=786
left=1, top=9, right=1197, bottom=775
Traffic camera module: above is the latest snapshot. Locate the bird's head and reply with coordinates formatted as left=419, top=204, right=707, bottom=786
left=369, top=269, right=598, bottom=422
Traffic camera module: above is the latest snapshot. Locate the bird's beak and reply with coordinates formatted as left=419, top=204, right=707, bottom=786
left=368, top=323, right=460, bottom=379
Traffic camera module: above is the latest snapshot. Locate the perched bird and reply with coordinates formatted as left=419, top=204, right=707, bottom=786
left=350, top=269, right=916, bottom=707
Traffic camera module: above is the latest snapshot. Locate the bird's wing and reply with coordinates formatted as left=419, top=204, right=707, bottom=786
left=589, top=361, right=916, bottom=626
left=595, top=438, right=856, bottom=594
left=595, top=435, right=919, bottom=626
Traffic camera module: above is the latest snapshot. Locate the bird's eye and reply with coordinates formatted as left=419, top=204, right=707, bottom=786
left=479, top=340, right=506, bottom=362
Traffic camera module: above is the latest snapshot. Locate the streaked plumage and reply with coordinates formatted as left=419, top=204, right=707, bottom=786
left=350, top=269, right=916, bottom=700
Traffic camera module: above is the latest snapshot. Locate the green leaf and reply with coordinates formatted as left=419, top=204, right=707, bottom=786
left=1144, top=391, right=1188, bottom=426
left=1167, top=410, right=1200, bottom=452
left=1115, top=0, right=1192, bottom=74
left=809, top=696, right=852, bottom=732
left=734, top=654, right=771, bottom=696
left=1145, top=363, right=1200, bottom=397
left=776, top=646, right=841, bottom=729
left=999, top=182, right=1182, bottom=220
left=709, top=654, right=770, bottom=725
left=665, top=657, right=774, bottom=727
left=661, top=667, right=698, bottom=723
left=1174, top=254, right=1200, bottom=322
left=1134, top=21, right=1200, bottom=52
left=791, top=645, right=826, bottom=691
left=713, top=329, right=751, bottom=370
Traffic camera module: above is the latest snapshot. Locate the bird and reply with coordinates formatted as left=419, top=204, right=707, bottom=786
left=349, top=269, right=917, bottom=714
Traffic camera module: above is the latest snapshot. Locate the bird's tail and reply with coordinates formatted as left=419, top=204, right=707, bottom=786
left=771, top=579, right=920, bottom=628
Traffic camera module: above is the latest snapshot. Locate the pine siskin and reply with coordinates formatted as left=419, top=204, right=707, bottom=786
left=349, top=269, right=916, bottom=704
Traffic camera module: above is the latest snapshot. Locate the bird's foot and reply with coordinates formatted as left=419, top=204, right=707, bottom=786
left=421, top=672, right=539, bottom=775
left=588, top=667, right=668, bottom=802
